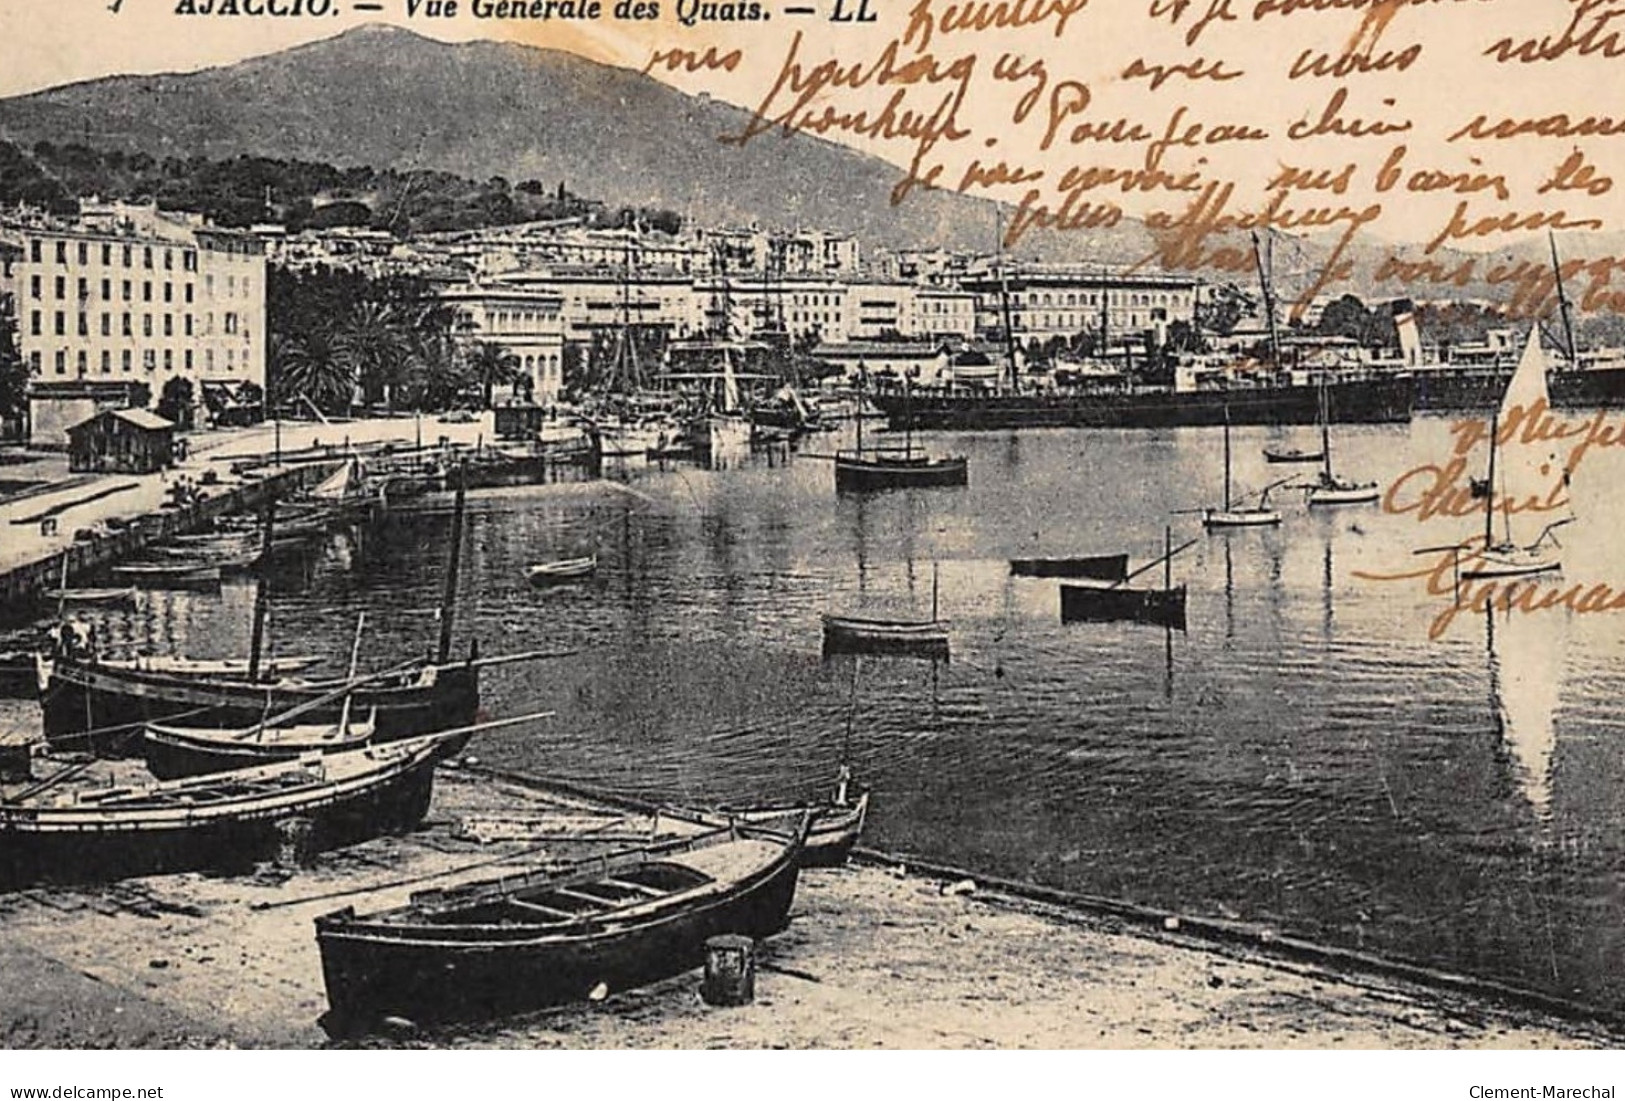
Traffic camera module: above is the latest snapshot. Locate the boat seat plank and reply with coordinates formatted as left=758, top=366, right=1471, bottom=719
left=553, top=885, right=621, bottom=906
left=507, top=898, right=578, bottom=921
left=602, top=876, right=666, bottom=898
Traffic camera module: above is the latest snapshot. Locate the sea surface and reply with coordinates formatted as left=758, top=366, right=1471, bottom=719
left=71, top=416, right=1625, bottom=1015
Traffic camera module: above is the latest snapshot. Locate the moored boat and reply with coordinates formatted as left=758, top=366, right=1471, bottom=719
left=313, top=811, right=808, bottom=1035
left=0, top=733, right=454, bottom=889
left=821, top=613, right=949, bottom=658
left=1009, top=554, right=1129, bottom=581
left=1060, top=580, right=1188, bottom=630
left=526, top=555, right=597, bottom=585
left=1263, top=446, right=1324, bottom=464
left=40, top=587, right=137, bottom=608
left=142, top=708, right=378, bottom=780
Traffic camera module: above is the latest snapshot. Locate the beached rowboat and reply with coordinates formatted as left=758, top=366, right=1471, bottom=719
left=314, top=811, right=808, bottom=1035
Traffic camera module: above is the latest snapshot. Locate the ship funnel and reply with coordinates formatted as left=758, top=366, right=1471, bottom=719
left=1391, top=299, right=1422, bottom=367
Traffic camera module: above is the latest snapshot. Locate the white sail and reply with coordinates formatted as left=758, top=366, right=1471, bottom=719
left=310, top=456, right=362, bottom=501
left=1492, top=331, right=1569, bottom=549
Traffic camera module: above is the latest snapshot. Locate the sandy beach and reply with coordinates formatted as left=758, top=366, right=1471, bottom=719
left=0, top=761, right=1608, bottom=1051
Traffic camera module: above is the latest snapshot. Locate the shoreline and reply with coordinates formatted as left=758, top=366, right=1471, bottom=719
left=0, top=759, right=1609, bottom=1051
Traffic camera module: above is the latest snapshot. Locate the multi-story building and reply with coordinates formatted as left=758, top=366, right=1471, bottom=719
left=959, top=265, right=1202, bottom=350
left=438, top=283, right=567, bottom=405
left=1, top=201, right=266, bottom=446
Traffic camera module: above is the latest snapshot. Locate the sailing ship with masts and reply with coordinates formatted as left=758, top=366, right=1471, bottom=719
left=1304, top=372, right=1380, bottom=506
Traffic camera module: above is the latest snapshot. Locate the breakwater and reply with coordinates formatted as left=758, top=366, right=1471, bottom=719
left=0, top=463, right=333, bottom=619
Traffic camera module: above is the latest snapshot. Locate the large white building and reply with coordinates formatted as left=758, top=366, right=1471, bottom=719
left=438, top=283, right=567, bottom=404
left=1, top=201, right=266, bottom=446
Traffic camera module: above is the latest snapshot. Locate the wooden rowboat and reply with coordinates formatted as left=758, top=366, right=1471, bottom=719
left=1262, top=446, right=1324, bottom=464
left=1008, top=554, right=1129, bottom=581
left=142, top=708, right=378, bottom=780
left=0, top=733, right=454, bottom=889
left=110, top=562, right=223, bottom=588
left=526, top=555, right=597, bottom=584
left=98, top=654, right=323, bottom=679
left=314, top=810, right=808, bottom=1035
left=821, top=613, right=949, bottom=658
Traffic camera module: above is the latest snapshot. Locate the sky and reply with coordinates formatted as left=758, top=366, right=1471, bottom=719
left=1, top=0, right=1621, bottom=254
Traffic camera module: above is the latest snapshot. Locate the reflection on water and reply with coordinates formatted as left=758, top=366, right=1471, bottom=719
left=61, top=420, right=1625, bottom=1014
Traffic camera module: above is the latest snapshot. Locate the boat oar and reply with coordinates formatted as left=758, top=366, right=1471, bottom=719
left=1113, top=538, right=1199, bottom=588
left=465, top=648, right=580, bottom=671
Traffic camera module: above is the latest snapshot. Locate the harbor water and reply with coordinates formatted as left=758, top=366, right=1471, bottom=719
left=65, top=418, right=1625, bottom=1016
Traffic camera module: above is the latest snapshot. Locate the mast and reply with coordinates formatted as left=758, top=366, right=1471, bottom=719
left=1319, top=374, right=1333, bottom=480
left=931, top=558, right=940, bottom=622
left=995, top=207, right=1019, bottom=392
left=903, top=375, right=914, bottom=460
left=1251, top=231, right=1283, bottom=371
left=1222, top=402, right=1233, bottom=511
left=247, top=498, right=277, bottom=682
left=1484, top=411, right=1499, bottom=550
left=436, top=461, right=467, bottom=665
left=1164, top=524, right=1172, bottom=592
left=1549, top=232, right=1577, bottom=367
left=855, top=361, right=866, bottom=456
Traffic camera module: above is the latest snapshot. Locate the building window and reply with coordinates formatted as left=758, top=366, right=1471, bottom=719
left=77, top=313, right=87, bottom=337
left=143, top=247, right=153, bottom=269
left=55, top=241, right=66, bottom=264
left=122, top=349, right=132, bottom=372
left=54, top=276, right=65, bottom=299
left=101, top=278, right=111, bottom=301
left=143, top=314, right=152, bottom=337
left=164, top=349, right=173, bottom=371
left=54, top=350, right=65, bottom=374
left=102, top=244, right=112, bottom=266
left=184, top=349, right=193, bottom=372
left=122, top=313, right=131, bottom=337
left=142, top=281, right=152, bottom=302
left=28, top=351, right=40, bottom=373
left=77, top=242, right=88, bottom=265
left=163, top=282, right=172, bottom=303
left=163, top=314, right=172, bottom=337
left=29, top=240, right=40, bottom=263
left=206, top=350, right=214, bottom=371
left=29, top=275, right=40, bottom=299
left=122, top=280, right=131, bottom=301
left=101, top=313, right=110, bottom=337
left=184, top=284, right=193, bottom=304
left=122, top=246, right=132, bottom=267
left=76, top=278, right=88, bottom=300
left=53, top=311, right=64, bottom=336
left=101, top=350, right=111, bottom=375
left=29, top=310, right=39, bottom=336
left=142, top=349, right=155, bottom=371
left=224, top=312, right=238, bottom=335
left=184, top=314, right=193, bottom=337
left=164, top=249, right=173, bottom=271
left=76, top=349, right=87, bottom=376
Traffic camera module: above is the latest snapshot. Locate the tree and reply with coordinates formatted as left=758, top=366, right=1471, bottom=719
left=271, top=327, right=353, bottom=417
left=334, top=301, right=410, bottom=412
left=156, top=377, right=195, bottom=429
left=0, top=293, right=26, bottom=440
left=467, top=341, right=518, bottom=410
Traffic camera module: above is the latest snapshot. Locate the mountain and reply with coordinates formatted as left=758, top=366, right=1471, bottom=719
left=0, top=25, right=1161, bottom=264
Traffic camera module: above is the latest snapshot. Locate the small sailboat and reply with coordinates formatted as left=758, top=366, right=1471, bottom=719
left=1460, top=330, right=1573, bottom=579
left=834, top=375, right=967, bottom=493
left=1060, top=528, right=1194, bottom=630
left=1263, top=445, right=1324, bottom=465
left=1305, top=374, right=1380, bottom=506
left=1201, top=404, right=1282, bottom=528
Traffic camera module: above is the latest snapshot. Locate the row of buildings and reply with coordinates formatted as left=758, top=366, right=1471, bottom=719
left=2, top=202, right=1209, bottom=446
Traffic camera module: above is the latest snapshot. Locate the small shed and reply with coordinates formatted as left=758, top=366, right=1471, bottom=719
left=67, top=408, right=176, bottom=474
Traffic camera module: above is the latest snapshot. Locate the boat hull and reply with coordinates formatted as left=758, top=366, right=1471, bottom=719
left=0, top=743, right=441, bottom=890
left=314, top=835, right=802, bottom=1034
left=873, top=376, right=1414, bottom=430
left=834, top=455, right=968, bottom=493
left=1459, top=547, right=1563, bottom=580
left=1009, top=554, right=1129, bottom=581
left=1202, top=508, right=1282, bottom=528
left=1060, top=582, right=1188, bottom=631
left=38, top=657, right=478, bottom=757
left=1307, top=482, right=1381, bottom=506
left=821, top=615, right=950, bottom=659
left=141, top=722, right=375, bottom=780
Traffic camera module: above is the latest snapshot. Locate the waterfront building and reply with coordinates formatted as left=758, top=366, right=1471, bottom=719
left=0, top=201, right=266, bottom=447
left=437, top=282, right=568, bottom=405
left=958, top=266, right=1202, bottom=350
left=66, top=406, right=175, bottom=474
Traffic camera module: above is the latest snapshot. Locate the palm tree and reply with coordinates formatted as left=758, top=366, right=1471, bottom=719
left=334, top=301, right=410, bottom=413
left=468, top=341, right=519, bottom=410
left=272, top=326, right=354, bottom=417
